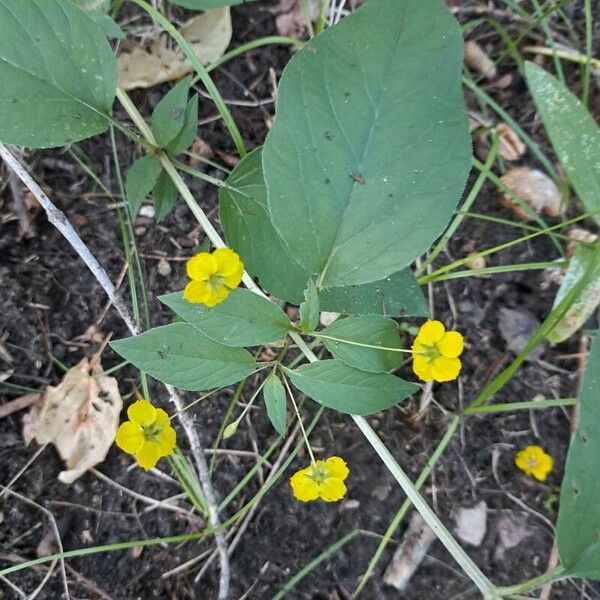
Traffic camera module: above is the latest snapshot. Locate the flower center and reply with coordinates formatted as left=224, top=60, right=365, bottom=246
left=417, top=342, right=441, bottom=363
left=310, top=463, right=330, bottom=483
left=142, top=422, right=164, bottom=443
left=207, top=273, right=225, bottom=293
left=526, top=456, right=539, bottom=469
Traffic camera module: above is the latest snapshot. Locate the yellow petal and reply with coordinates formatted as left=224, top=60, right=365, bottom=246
left=154, top=408, right=170, bottom=428
left=514, top=448, right=533, bottom=473
left=136, top=441, right=161, bottom=470
left=438, top=331, right=464, bottom=358
left=416, top=320, right=445, bottom=344
left=156, top=425, right=177, bottom=456
left=202, top=284, right=230, bottom=307
left=431, top=356, right=461, bottom=382
left=127, top=399, right=156, bottom=426
left=115, top=422, right=144, bottom=454
left=213, top=248, right=241, bottom=275
left=412, top=355, right=434, bottom=382
left=186, top=252, right=216, bottom=281
left=325, top=456, right=349, bottom=482
left=183, top=280, right=212, bottom=304
left=290, top=468, right=319, bottom=502
left=319, top=477, right=347, bottom=502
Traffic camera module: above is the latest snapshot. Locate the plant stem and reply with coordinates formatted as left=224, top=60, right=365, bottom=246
left=465, top=397, right=577, bottom=415
left=281, top=371, right=316, bottom=464
left=496, top=566, right=565, bottom=596
left=312, top=333, right=413, bottom=353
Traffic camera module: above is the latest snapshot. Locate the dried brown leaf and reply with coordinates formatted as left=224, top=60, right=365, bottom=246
left=464, top=40, right=497, bottom=80
left=497, top=123, right=525, bottom=161
left=33, top=358, right=122, bottom=484
left=118, top=9, right=232, bottom=90
left=500, top=167, right=561, bottom=220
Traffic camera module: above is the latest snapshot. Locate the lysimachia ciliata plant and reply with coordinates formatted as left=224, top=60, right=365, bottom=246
left=1, top=0, right=599, bottom=598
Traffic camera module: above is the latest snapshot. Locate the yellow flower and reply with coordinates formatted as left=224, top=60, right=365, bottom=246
left=290, top=456, right=349, bottom=503
left=412, top=320, right=464, bottom=382
left=515, top=445, right=553, bottom=482
left=183, top=247, right=244, bottom=307
left=115, top=399, right=176, bottom=470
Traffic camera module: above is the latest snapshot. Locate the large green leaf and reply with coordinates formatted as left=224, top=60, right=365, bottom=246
left=547, top=243, right=600, bottom=343
left=0, top=0, right=117, bottom=148
left=219, top=148, right=428, bottom=316
left=557, top=331, right=600, bottom=579
left=159, top=289, right=291, bottom=347
left=110, top=323, right=258, bottom=391
left=287, top=359, right=418, bottom=415
left=526, top=62, right=600, bottom=225
left=263, top=0, right=471, bottom=287
left=320, top=315, right=403, bottom=373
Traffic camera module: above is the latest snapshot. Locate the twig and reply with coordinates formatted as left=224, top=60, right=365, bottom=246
left=0, top=393, right=40, bottom=420
left=0, top=142, right=231, bottom=600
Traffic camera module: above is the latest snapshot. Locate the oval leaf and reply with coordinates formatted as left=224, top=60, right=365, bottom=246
left=263, top=373, right=287, bottom=436
left=126, top=155, right=163, bottom=217
left=288, top=359, right=418, bottom=415
left=159, top=289, right=291, bottom=347
left=320, top=315, right=403, bottom=373
left=557, top=331, right=600, bottom=578
left=526, top=62, right=600, bottom=225
left=0, top=0, right=117, bottom=148
left=263, top=0, right=471, bottom=287
left=110, top=323, right=258, bottom=391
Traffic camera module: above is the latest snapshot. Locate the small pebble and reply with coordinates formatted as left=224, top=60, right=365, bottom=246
left=157, top=259, right=172, bottom=277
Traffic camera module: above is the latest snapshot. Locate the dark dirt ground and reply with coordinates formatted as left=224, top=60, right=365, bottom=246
left=1, top=1, right=600, bottom=599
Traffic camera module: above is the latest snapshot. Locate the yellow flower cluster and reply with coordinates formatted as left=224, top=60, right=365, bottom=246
left=115, top=399, right=176, bottom=470
left=515, top=445, right=553, bottom=481
left=290, top=456, right=349, bottom=503
left=184, top=247, right=244, bottom=307
left=412, top=320, right=464, bottom=382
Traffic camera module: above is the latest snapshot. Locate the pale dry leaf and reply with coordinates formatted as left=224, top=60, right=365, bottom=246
left=33, top=358, right=122, bottom=484
left=465, top=253, right=486, bottom=271
left=566, top=227, right=598, bottom=258
left=497, top=123, right=525, bottom=161
left=273, top=0, right=320, bottom=38
left=494, top=513, right=532, bottom=561
left=319, top=311, right=340, bottom=327
left=464, top=40, right=497, bottom=80
left=454, top=501, right=487, bottom=547
left=118, top=8, right=232, bottom=90
left=383, top=512, right=437, bottom=591
left=499, top=167, right=561, bottom=220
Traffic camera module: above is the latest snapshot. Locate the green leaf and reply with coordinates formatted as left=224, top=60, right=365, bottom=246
left=151, top=76, right=192, bottom=147
left=110, top=323, right=258, bottom=391
left=153, top=171, right=179, bottom=221
left=167, top=0, right=258, bottom=8
left=299, top=280, right=319, bottom=332
left=287, top=359, right=418, bottom=416
left=74, top=0, right=124, bottom=38
left=320, top=269, right=428, bottom=317
left=525, top=62, right=600, bottom=225
left=0, top=0, right=118, bottom=148
left=168, top=95, right=199, bottom=156
left=547, top=243, right=600, bottom=343
left=220, top=148, right=429, bottom=316
left=159, top=289, right=291, bottom=347
left=125, top=155, right=163, bottom=217
left=320, top=315, right=403, bottom=373
left=557, top=331, right=600, bottom=579
left=263, top=374, right=287, bottom=436
left=263, top=0, right=471, bottom=287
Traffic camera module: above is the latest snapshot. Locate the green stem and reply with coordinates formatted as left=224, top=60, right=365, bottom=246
left=128, top=0, right=247, bottom=158
left=464, top=397, right=577, bottom=415
left=496, top=566, right=566, bottom=596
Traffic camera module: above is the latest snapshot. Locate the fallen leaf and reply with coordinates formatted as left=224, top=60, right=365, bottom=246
left=118, top=9, right=232, bottom=90
left=566, top=227, right=598, bottom=259
left=498, top=307, right=544, bottom=360
left=319, top=311, right=340, bottom=327
left=465, top=253, right=486, bottom=271
left=497, top=123, right=525, bottom=161
left=32, top=358, right=122, bottom=484
left=454, top=501, right=487, bottom=547
left=494, top=513, right=533, bottom=561
left=272, top=0, right=320, bottom=38
left=464, top=40, right=497, bottom=80
left=189, top=138, right=214, bottom=166
left=500, top=167, right=561, bottom=220
left=383, top=512, right=437, bottom=591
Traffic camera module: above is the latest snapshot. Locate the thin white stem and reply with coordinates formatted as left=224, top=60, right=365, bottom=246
left=313, top=333, right=413, bottom=353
